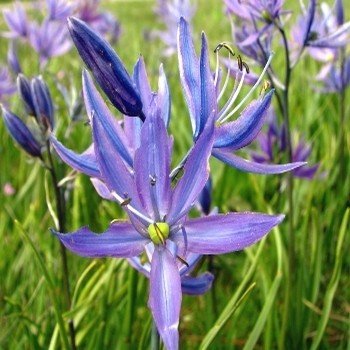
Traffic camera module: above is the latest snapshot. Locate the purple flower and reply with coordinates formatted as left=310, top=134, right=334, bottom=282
left=2, top=2, right=29, bottom=39
left=1, top=107, right=42, bottom=158
left=150, top=0, right=196, bottom=56
left=7, top=41, right=22, bottom=75
left=52, top=70, right=284, bottom=349
left=68, top=17, right=143, bottom=119
left=28, top=20, right=72, bottom=67
left=0, top=67, right=16, bottom=101
left=75, top=0, right=121, bottom=42
left=290, top=0, right=350, bottom=64
left=46, top=0, right=74, bottom=21
left=177, top=18, right=305, bottom=174
left=316, top=56, right=350, bottom=93
left=251, top=113, right=320, bottom=179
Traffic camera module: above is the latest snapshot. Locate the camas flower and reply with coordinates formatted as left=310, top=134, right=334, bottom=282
left=149, top=0, right=196, bottom=57
left=251, top=114, right=321, bottom=179
left=2, top=2, right=29, bottom=39
left=52, top=68, right=284, bottom=350
left=177, top=18, right=305, bottom=174
left=0, top=67, right=16, bottom=101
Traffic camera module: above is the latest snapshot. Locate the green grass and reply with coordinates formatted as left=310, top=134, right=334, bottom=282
left=0, top=0, right=349, bottom=349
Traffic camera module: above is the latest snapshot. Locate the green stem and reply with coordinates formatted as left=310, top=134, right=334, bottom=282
left=275, top=25, right=296, bottom=347
left=46, top=141, right=77, bottom=350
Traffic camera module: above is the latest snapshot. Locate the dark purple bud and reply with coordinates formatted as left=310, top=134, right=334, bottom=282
left=31, top=77, right=55, bottom=131
left=335, top=0, right=344, bottom=26
left=17, top=74, right=36, bottom=116
left=7, top=41, right=22, bottom=75
left=198, top=177, right=212, bottom=215
left=68, top=17, right=144, bottom=120
left=1, top=107, right=42, bottom=157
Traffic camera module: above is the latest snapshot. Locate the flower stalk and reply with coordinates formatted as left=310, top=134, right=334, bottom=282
left=46, top=140, right=77, bottom=350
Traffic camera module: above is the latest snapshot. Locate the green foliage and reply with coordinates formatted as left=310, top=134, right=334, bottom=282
left=0, top=0, right=349, bottom=349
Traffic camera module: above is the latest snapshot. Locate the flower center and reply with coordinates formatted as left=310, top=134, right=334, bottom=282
left=148, top=222, right=170, bottom=245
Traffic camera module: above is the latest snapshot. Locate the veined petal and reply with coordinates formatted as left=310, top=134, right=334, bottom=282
left=82, top=69, right=133, bottom=167
left=149, top=246, right=181, bottom=350
left=198, top=32, right=217, bottom=137
left=177, top=213, right=284, bottom=254
left=302, top=0, right=317, bottom=46
left=123, top=115, right=142, bottom=154
left=50, top=136, right=100, bottom=177
left=168, top=114, right=215, bottom=225
left=157, top=64, right=171, bottom=128
left=92, top=108, right=144, bottom=212
left=52, top=222, right=147, bottom=258
left=213, top=149, right=306, bottom=174
left=68, top=17, right=143, bottom=118
left=214, top=91, right=273, bottom=150
left=177, top=17, right=201, bottom=136
left=134, top=105, right=171, bottom=220
left=181, top=273, right=214, bottom=295
left=133, top=56, right=152, bottom=117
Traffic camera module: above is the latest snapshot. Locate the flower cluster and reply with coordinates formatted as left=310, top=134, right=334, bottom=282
left=1, top=74, right=54, bottom=158
left=2, top=0, right=120, bottom=67
left=45, top=16, right=303, bottom=349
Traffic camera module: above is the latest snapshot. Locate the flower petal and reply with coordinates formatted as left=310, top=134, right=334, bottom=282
left=178, top=213, right=284, bottom=254
left=213, top=149, right=306, bottom=174
left=177, top=17, right=201, bottom=136
left=181, top=273, right=214, bottom=295
left=214, top=91, right=273, bottom=150
left=149, top=246, right=181, bottom=350
left=134, top=104, right=171, bottom=220
left=52, top=222, right=148, bottom=258
left=82, top=69, right=133, bottom=167
left=168, top=113, right=215, bottom=225
left=68, top=17, right=143, bottom=118
left=50, top=136, right=100, bottom=177
left=157, top=63, right=171, bottom=128
left=90, top=178, right=114, bottom=200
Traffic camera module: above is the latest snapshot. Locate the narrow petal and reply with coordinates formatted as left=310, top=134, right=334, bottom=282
left=92, top=108, right=143, bottom=211
left=50, top=136, right=100, bottom=177
left=214, top=91, right=273, bottom=150
left=157, top=64, right=171, bottom=128
left=2, top=108, right=42, bottom=157
left=168, top=114, right=215, bottom=225
left=68, top=17, right=143, bottom=118
left=294, top=164, right=319, bottom=179
left=82, top=69, right=133, bottom=167
left=177, top=213, right=284, bottom=254
left=149, top=247, right=181, bottom=350
left=181, top=273, right=214, bottom=295
left=213, top=149, right=306, bottom=174
left=302, top=0, right=317, bottom=46
left=133, top=56, right=152, bottom=116
left=177, top=17, right=201, bottom=136
left=134, top=105, right=171, bottom=220
left=90, top=178, right=114, bottom=200
left=198, top=32, right=217, bottom=137
left=52, top=222, right=147, bottom=258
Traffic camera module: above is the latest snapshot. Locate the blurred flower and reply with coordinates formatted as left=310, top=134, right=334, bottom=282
left=2, top=2, right=29, bottom=39
left=316, top=55, right=350, bottom=93
left=0, top=67, right=16, bottom=101
left=52, top=68, right=284, bottom=350
left=177, top=18, right=304, bottom=174
left=46, top=0, right=74, bottom=21
left=290, top=0, right=350, bottom=64
left=3, top=182, right=16, bottom=196
left=75, top=0, right=121, bottom=42
left=7, top=41, right=22, bottom=75
left=29, top=20, right=72, bottom=67
left=149, top=0, right=196, bottom=56
left=251, top=113, right=321, bottom=179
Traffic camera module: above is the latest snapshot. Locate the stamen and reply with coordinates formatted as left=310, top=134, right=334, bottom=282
left=176, top=255, right=189, bottom=267
left=259, top=80, right=271, bottom=95
left=217, top=52, right=232, bottom=102
left=149, top=174, right=156, bottom=186
left=214, top=42, right=236, bottom=88
left=111, top=191, right=153, bottom=224
left=217, top=69, right=247, bottom=123
left=237, top=54, right=243, bottom=71
left=219, top=53, right=274, bottom=124
left=242, top=61, right=250, bottom=74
